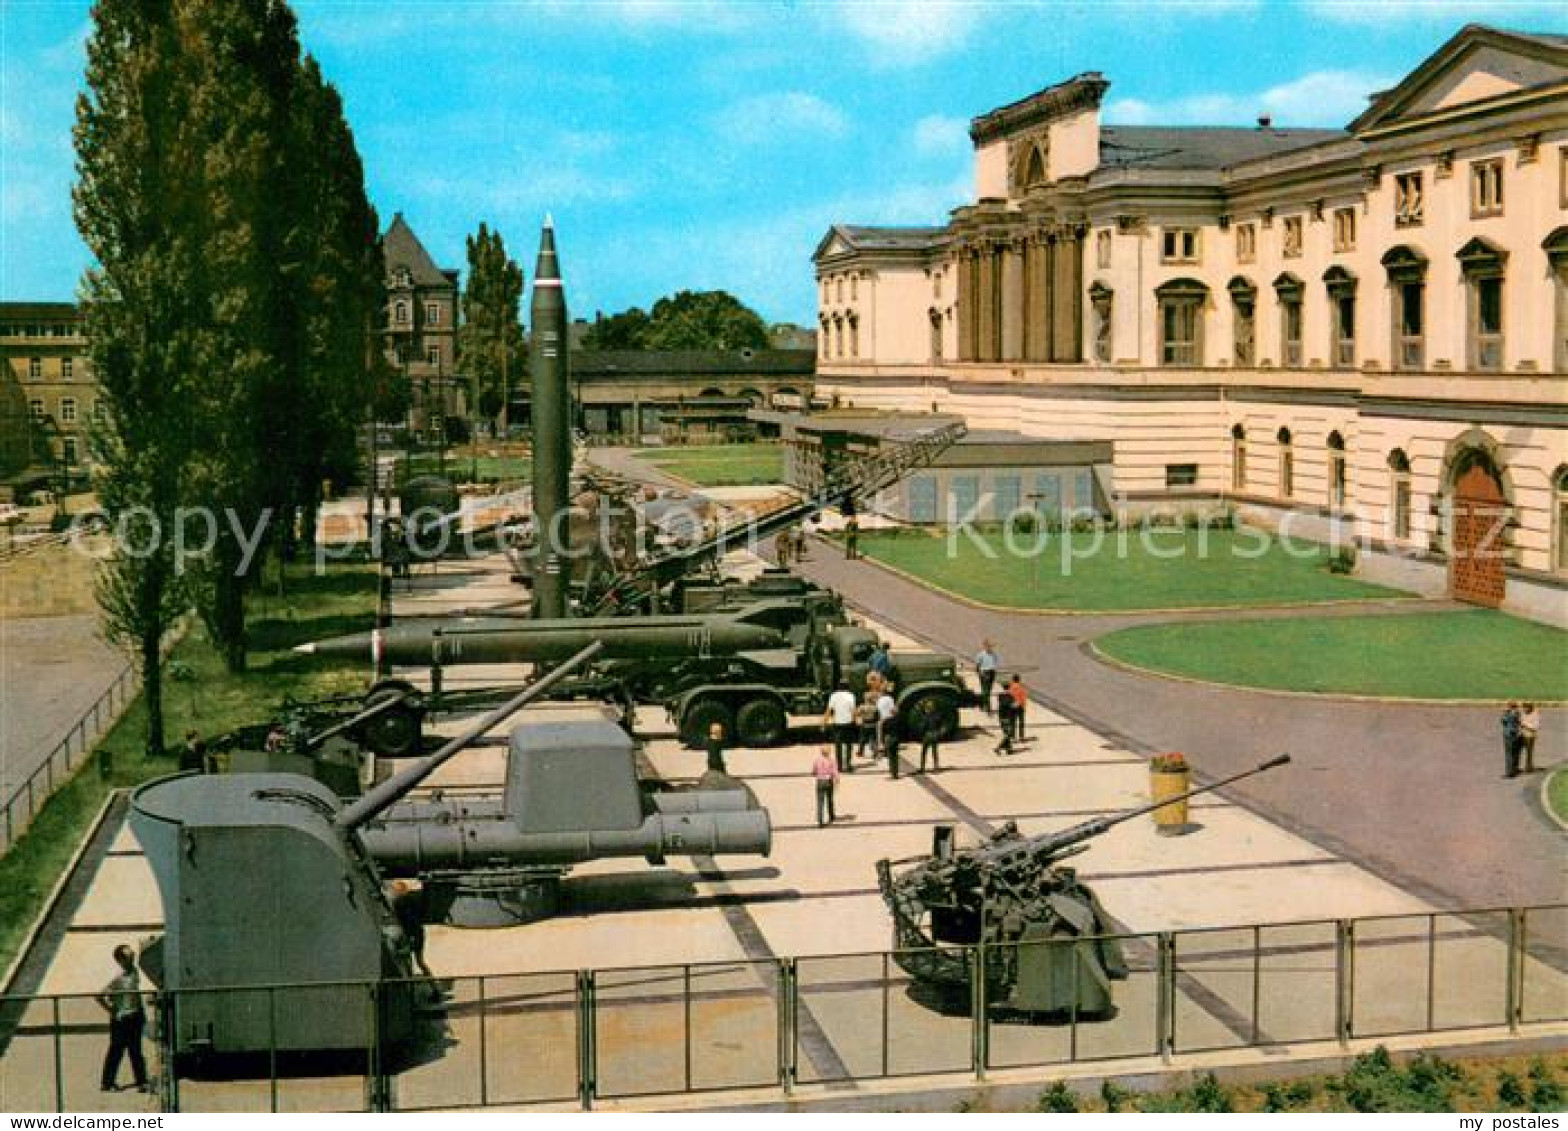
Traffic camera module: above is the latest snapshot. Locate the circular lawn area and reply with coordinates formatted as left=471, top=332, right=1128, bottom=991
left=1094, top=609, right=1568, bottom=701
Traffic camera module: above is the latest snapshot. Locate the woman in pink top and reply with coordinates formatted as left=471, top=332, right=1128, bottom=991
left=812, top=746, right=840, bottom=826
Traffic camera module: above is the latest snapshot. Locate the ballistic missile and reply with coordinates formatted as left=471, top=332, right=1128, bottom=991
left=530, top=215, right=572, bottom=619
left=292, top=608, right=787, bottom=667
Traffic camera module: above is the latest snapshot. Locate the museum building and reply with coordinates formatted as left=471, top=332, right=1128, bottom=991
left=812, top=24, right=1568, bottom=626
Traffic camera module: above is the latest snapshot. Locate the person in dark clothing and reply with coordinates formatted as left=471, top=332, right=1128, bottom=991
left=179, top=730, right=206, bottom=773
left=918, top=729, right=941, bottom=774
left=97, top=945, right=149, bottom=1093
left=390, top=880, right=434, bottom=977
left=1501, top=701, right=1522, bottom=779
left=844, top=516, right=860, bottom=559
left=704, top=722, right=729, bottom=775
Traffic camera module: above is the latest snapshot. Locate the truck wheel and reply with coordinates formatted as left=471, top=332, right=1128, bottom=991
left=900, top=691, right=959, bottom=741
left=735, top=697, right=787, bottom=747
left=680, top=697, right=735, bottom=748
left=359, top=681, right=425, bottom=759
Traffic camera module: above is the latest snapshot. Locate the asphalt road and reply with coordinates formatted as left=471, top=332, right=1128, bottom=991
left=786, top=539, right=1565, bottom=912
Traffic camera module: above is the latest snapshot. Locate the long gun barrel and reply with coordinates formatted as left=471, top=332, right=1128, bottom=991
left=335, top=641, right=603, bottom=832
left=981, top=754, right=1291, bottom=866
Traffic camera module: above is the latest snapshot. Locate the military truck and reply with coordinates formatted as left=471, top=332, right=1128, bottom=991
left=667, top=616, right=978, bottom=748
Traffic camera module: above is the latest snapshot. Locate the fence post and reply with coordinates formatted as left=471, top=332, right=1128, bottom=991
left=970, top=945, right=988, bottom=1081
left=478, top=976, right=489, bottom=1108
left=1156, top=932, right=1176, bottom=1062
left=52, top=996, right=64, bottom=1112
left=1506, top=908, right=1524, bottom=1032
left=682, top=964, right=692, bottom=1093
left=778, top=957, right=796, bottom=1095
left=576, top=970, right=596, bottom=1110
left=1334, top=919, right=1353, bottom=1047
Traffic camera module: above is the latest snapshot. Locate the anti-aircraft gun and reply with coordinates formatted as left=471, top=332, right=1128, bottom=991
left=876, top=755, right=1291, bottom=1019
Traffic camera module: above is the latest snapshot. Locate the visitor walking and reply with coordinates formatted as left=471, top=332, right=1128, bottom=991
left=704, top=721, right=729, bottom=776
left=812, top=745, right=839, bottom=826
left=855, top=691, right=880, bottom=761
left=844, top=515, right=860, bottom=559
left=996, top=673, right=1028, bottom=754
left=1519, top=703, right=1540, bottom=773
left=97, top=945, right=149, bottom=1094
left=877, top=686, right=900, bottom=779
left=975, top=641, right=999, bottom=713
left=825, top=681, right=858, bottom=772
left=868, top=640, right=892, bottom=682
left=773, top=529, right=792, bottom=567
left=1501, top=701, right=1522, bottom=779
left=918, top=728, right=941, bottom=774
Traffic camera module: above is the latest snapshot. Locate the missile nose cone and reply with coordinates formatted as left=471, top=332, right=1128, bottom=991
left=534, top=218, right=560, bottom=282
left=293, top=642, right=316, bottom=655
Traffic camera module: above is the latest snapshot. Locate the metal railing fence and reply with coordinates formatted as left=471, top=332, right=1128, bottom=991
left=1, top=663, right=137, bottom=855
left=0, top=904, right=1561, bottom=1113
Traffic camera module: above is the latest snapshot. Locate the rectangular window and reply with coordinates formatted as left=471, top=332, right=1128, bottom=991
left=1281, top=297, right=1303, bottom=366
left=1160, top=228, right=1199, bottom=264
left=1471, top=159, right=1504, bottom=218
left=28, top=357, right=41, bottom=379
left=1235, top=223, right=1256, bottom=264
left=1161, top=299, right=1201, bottom=366
left=1333, top=293, right=1356, bottom=368
left=28, top=398, right=43, bottom=420
left=1393, top=475, right=1412, bottom=540
left=992, top=474, right=1022, bottom=520
left=908, top=476, right=938, bottom=523
left=60, top=397, right=77, bottom=424
left=1280, top=448, right=1294, bottom=498
left=61, top=356, right=74, bottom=380
left=1095, top=229, right=1112, bottom=269
left=1032, top=474, right=1062, bottom=518
left=1472, top=276, right=1504, bottom=370
left=426, top=345, right=441, bottom=367
left=1282, top=216, right=1303, bottom=258
left=93, top=399, right=106, bottom=423
left=850, top=275, right=859, bottom=300
left=62, top=437, right=79, bottom=464
left=1395, top=172, right=1424, bottom=227
left=949, top=475, right=980, bottom=522
left=1395, top=281, right=1425, bottom=370
left=1332, top=208, right=1356, bottom=252
left=1071, top=470, right=1094, bottom=512
left=424, top=302, right=440, bottom=325
left=1232, top=437, right=1247, bottom=490
left=1165, top=463, right=1198, bottom=488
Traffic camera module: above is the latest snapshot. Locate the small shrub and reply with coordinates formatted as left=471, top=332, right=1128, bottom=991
left=1182, top=511, right=1202, bottom=529
left=1261, top=1079, right=1315, bottom=1112
left=1529, top=1060, right=1563, bottom=1111
left=1100, top=1080, right=1132, bottom=1112
left=1142, top=1073, right=1234, bottom=1113
left=1327, top=546, right=1358, bottom=574
left=1497, top=1071, right=1528, bottom=1110
left=1337, top=1047, right=1460, bottom=1113
left=1036, top=1081, right=1079, bottom=1113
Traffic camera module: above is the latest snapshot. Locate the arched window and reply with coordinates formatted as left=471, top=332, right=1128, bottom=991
left=1327, top=430, right=1347, bottom=509
left=1024, top=144, right=1046, bottom=187
left=1544, top=227, right=1568, bottom=374
left=1277, top=427, right=1294, bottom=498
left=929, top=308, right=944, bottom=361
left=1155, top=278, right=1208, bottom=366
left=393, top=300, right=410, bottom=327
left=1274, top=273, right=1304, bottom=367
left=1324, top=266, right=1357, bottom=369
left=1554, top=466, right=1568, bottom=573
left=1389, top=449, right=1413, bottom=541
left=1382, top=245, right=1428, bottom=370
left=848, top=314, right=860, bottom=358
left=1231, top=424, right=1247, bottom=491
left=1228, top=277, right=1256, bottom=367
left=1456, top=237, right=1507, bottom=371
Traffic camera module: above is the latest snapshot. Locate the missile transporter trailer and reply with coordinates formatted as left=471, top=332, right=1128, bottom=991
left=875, top=756, right=1290, bottom=1019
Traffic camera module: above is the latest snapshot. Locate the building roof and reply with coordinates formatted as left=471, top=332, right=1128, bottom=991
left=0, top=302, right=82, bottom=321
left=383, top=213, right=455, bottom=288
left=1098, top=126, right=1345, bottom=171
left=970, top=72, right=1111, bottom=145
left=571, top=349, right=816, bottom=379
left=813, top=224, right=949, bottom=261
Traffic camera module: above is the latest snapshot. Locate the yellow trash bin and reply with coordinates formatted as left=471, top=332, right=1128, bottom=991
left=1150, top=752, right=1191, bottom=836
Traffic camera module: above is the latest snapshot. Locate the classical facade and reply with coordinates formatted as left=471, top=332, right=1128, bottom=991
left=569, top=349, right=815, bottom=440
left=383, top=213, right=463, bottom=436
left=814, top=24, right=1568, bottom=625
left=0, top=302, right=93, bottom=490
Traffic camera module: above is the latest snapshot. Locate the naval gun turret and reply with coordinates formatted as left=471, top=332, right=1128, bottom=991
left=128, top=646, right=602, bottom=1063
left=876, top=755, right=1290, bottom=1019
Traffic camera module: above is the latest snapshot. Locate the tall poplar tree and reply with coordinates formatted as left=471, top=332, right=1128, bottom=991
left=75, top=0, right=200, bottom=756
left=456, top=224, right=525, bottom=436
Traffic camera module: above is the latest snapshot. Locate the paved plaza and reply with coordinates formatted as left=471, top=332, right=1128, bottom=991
left=4, top=528, right=1562, bottom=1112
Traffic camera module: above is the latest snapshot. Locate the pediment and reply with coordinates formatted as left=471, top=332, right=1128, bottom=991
left=812, top=227, right=855, bottom=261
left=1350, top=25, right=1568, bottom=133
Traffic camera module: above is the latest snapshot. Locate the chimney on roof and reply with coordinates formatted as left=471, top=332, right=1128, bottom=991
left=1257, top=113, right=1273, bottom=129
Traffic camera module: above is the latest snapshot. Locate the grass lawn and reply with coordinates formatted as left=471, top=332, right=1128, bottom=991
left=406, top=452, right=530, bottom=484
left=0, top=563, right=378, bottom=972
left=1095, top=609, right=1568, bottom=701
left=853, top=528, right=1401, bottom=611
left=1549, top=768, right=1568, bottom=825
left=638, top=443, right=783, bottom=487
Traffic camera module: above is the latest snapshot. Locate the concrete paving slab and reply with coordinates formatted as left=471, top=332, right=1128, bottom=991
left=72, top=854, right=162, bottom=929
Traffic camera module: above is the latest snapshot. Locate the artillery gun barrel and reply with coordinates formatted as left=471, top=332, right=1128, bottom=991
left=362, top=808, right=772, bottom=874
left=301, top=688, right=416, bottom=752
left=335, top=641, right=603, bottom=832
left=383, top=788, right=758, bottom=824
left=981, top=754, right=1292, bottom=865
left=293, top=613, right=785, bottom=667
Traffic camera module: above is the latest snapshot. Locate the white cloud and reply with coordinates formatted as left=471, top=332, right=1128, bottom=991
left=713, top=91, right=850, bottom=144
left=832, top=1, right=980, bottom=66
left=1104, top=69, right=1394, bottom=128
left=1303, top=0, right=1564, bottom=26
left=911, top=114, right=969, bottom=157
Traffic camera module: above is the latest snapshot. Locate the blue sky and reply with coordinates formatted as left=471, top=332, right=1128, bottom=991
left=3, top=0, right=1564, bottom=324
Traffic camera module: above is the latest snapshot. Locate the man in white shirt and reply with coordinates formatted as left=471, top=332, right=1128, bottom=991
left=975, top=641, right=999, bottom=714
left=876, top=686, right=899, bottom=778
left=824, top=681, right=858, bottom=772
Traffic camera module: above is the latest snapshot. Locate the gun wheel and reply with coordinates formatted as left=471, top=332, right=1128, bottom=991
left=679, top=696, right=735, bottom=748
left=735, top=697, right=787, bottom=747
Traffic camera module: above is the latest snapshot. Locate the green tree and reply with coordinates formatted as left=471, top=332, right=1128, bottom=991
left=581, top=306, right=651, bottom=350
left=579, top=290, right=770, bottom=352
left=75, top=0, right=200, bottom=757
left=456, top=223, right=525, bottom=435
